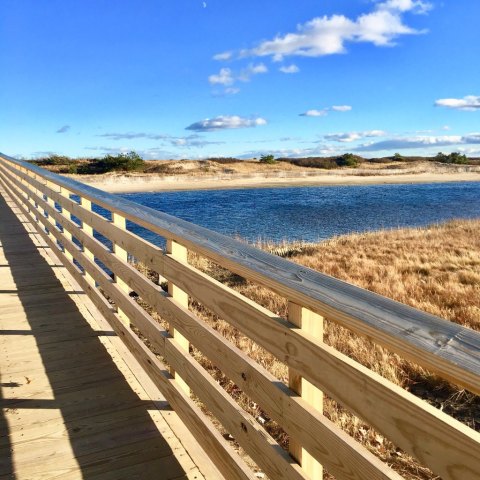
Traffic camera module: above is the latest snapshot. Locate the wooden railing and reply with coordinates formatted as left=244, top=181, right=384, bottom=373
left=0, top=153, right=479, bottom=480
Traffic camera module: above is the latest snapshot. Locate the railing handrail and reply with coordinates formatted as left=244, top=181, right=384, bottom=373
left=2, top=152, right=480, bottom=480
left=2, top=152, right=479, bottom=395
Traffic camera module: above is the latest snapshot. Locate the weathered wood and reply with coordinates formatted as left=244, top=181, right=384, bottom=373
left=166, top=239, right=191, bottom=395
left=288, top=302, right=323, bottom=479
left=80, top=196, right=95, bottom=285
left=0, top=177, right=401, bottom=479
left=59, top=186, right=74, bottom=263
left=1, top=153, right=478, bottom=396
left=2, top=155, right=480, bottom=480
left=0, top=182, right=212, bottom=480
left=2, top=161, right=480, bottom=480
left=1, top=175, right=251, bottom=480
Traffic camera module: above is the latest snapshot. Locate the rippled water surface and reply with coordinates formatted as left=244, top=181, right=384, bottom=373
left=121, top=182, right=480, bottom=244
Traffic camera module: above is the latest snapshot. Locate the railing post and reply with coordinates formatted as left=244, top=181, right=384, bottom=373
left=288, top=302, right=323, bottom=479
left=59, top=187, right=74, bottom=263
left=166, top=239, right=191, bottom=395
left=112, top=212, right=130, bottom=325
left=80, top=197, right=95, bottom=285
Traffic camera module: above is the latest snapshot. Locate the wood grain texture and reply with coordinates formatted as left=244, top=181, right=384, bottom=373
left=2, top=155, right=480, bottom=480
left=158, top=252, right=480, bottom=480
left=0, top=175, right=401, bottom=478
left=0, top=181, right=209, bottom=480
left=0, top=173, right=251, bottom=480
left=1, top=153, right=478, bottom=396
left=288, top=302, right=323, bottom=479
left=3, top=173, right=308, bottom=480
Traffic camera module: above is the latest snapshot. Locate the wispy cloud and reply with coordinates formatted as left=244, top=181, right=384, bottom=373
left=186, top=115, right=267, bottom=132
left=354, top=133, right=480, bottom=152
left=435, top=95, right=480, bottom=111
left=213, top=51, right=233, bottom=61
left=209, top=63, right=267, bottom=89
left=232, top=0, right=430, bottom=62
left=56, top=125, right=71, bottom=133
left=96, top=132, right=224, bottom=148
left=279, top=64, right=299, bottom=74
left=325, top=130, right=386, bottom=142
left=208, top=67, right=234, bottom=86
left=331, top=105, right=352, bottom=112
left=299, top=105, right=352, bottom=117
left=300, top=109, right=328, bottom=117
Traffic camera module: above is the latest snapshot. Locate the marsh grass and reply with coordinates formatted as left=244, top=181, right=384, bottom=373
left=134, top=219, right=480, bottom=479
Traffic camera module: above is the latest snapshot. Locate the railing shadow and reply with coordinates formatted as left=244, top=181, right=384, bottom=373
left=0, top=191, right=186, bottom=478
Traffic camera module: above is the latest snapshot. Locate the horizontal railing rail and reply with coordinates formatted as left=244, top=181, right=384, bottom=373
left=0, top=152, right=479, bottom=480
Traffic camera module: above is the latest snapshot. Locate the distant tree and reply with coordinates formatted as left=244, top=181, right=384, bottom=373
left=394, top=152, right=403, bottom=160
left=95, top=151, right=145, bottom=173
left=337, top=153, right=361, bottom=167
left=435, top=151, right=468, bottom=165
left=259, top=154, right=276, bottom=164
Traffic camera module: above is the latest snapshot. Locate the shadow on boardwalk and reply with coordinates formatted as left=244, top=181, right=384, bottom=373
left=0, top=189, right=188, bottom=479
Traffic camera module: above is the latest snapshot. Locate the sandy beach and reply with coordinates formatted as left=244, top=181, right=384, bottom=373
left=72, top=169, right=480, bottom=193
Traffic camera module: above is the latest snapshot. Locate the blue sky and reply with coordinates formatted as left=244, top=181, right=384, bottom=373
left=1, top=0, right=479, bottom=159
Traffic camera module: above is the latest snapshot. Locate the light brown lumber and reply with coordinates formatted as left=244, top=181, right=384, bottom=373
left=288, top=302, right=323, bottom=479
left=158, top=254, right=480, bottom=480
left=59, top=186, right=74, bottom=263
left=166, top=239, right=191, bottom=395
left=3, top=165, right=480, bottom=479
left=6, top=156, right=476, bottom=395
left=112, top=211, right=130, bottom=325
left=6, top=178, right=301, bottom=480
left=4, top=179, right=401, bottom=478
left=0, top=173, right=253, bottom=480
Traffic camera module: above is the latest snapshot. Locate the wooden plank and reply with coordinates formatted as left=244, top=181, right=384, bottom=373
left=1, top=176, right=252, bottom=480
left=158, top=255, right=480, bottom=480
left=3, top=154, right=477, bottom=395
left=2, top=181, right=400, bottom=479
left=3, top=166, right=479, bottom=480
left=166, top=239, right=191, bottom=395
left=4, top=179, right=300, bottom=480
left=288, top=302, right=323, bottom=479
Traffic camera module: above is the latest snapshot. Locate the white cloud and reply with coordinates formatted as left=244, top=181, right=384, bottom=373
left=325, top=130, right=386, bottom=142
left=240, top=0, right=429, bottom=62
left=300, top=105, right=352, bottom=117
left=435, top=95, right=480, bottom=111
left=331, top=105, right=352, bottom=112
left=208, top=68, right=234, bottom=85
left=441, top=125, right=451, bottom=131
left=186, top=115, right=267, bottom=132
left=279, top=64, right=300, bottom=74
left=209, top=64, right=267, bottom=88
left=224, top=87, right=240, bottom=95
left=377, top=0, right=432, bottom=14
left=213, top=51, right=233, bottom=61
left=238, top=63, right=268, bottom=81
left=96, top=132, right=224, bottom=148
left=299, top=109, right=328, bottom=117
left=353, top=134, right=480, bottom=152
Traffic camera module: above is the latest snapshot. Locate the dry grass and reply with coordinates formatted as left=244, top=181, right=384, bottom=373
left=135, top=219, right=480, bottom=479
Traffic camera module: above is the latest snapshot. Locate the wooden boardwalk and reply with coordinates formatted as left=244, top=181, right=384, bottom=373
left=0, top=188, right=215, bottom=479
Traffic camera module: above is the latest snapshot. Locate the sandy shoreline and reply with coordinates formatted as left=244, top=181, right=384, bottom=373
left=72, top=170, right=480, bottom=193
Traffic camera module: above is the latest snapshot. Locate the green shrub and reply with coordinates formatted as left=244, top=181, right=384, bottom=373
left=259, top=154, right=276, bottom=164
left=37, top=154, right=74, bottom=166
left=435, top=152, right=468, bottom=165
left=81, top=151, right=145, bottom=174
left=336, top=153, right=361, bottom=167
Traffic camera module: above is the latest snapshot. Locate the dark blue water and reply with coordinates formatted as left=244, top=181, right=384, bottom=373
left=120, top=182, right=480, bottom=244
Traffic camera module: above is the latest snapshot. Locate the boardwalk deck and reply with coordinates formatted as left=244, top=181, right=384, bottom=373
left=0, top=187, right=217, bottom=479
